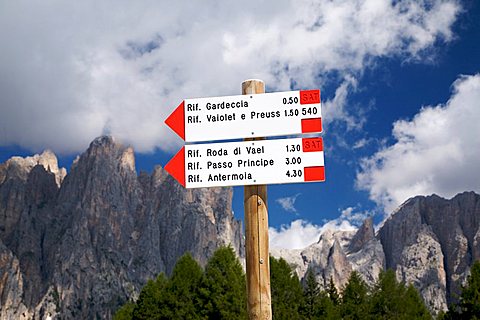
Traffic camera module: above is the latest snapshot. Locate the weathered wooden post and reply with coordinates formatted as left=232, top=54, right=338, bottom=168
left=242, top=79, right=272, bottom=320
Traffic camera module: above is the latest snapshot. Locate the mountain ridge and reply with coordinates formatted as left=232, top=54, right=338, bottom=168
left=0, top=136, right=244, bottom=319
left=272, top=191, right=480, bottom=315
left=1, top=136, right=478, bottom=318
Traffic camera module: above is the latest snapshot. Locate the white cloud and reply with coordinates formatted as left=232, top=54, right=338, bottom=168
left=353, top=138, right=371, bottom=150
left=339, top=206, right=371, bottom=225
left=356, top=73, right=480, bottom=214
left=276, top=193, right=301, bottom=214
left=322, top=75, right=361, bottom=130
left=269, top=206, right=370, bottom=249
left=269, top=219, right=325, bottom=250
left=0, top=0, right=461, bottom=153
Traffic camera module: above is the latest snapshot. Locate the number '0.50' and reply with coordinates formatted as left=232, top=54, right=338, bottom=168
left=283, top=97, right=299, bottom=104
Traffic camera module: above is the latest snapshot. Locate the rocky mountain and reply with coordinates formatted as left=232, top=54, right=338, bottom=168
left=271, top=217, right=384, bottom=291
left=272, top=192, right=480, bottom=315
left=0, top=136, right=244, bottom=319
left=2, top=136, right=479, bottom=318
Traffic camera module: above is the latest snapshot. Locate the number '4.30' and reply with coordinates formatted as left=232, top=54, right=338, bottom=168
left=286, top=170, right=302, bottom=178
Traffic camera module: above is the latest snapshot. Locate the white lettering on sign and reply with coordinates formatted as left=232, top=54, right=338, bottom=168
left=164, top=137, right=326, bottom=188
left=165, top=90, right=322, bottom=142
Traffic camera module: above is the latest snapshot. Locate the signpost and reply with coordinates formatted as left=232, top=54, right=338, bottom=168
left=241, top=79, right=270, bottom=320
left=165, top=89, right=322, bottom=142
left=164, top=137, right=325, bottom=188
left=164, top=79, right=325, bottom=320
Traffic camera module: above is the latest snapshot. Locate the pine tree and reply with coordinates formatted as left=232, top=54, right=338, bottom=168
left=302, top=268, right=320, bottom=318
left=326, top=277, right=340, bottom=305
left=443, top=260, right=480, bottom=319
left=270, top=256, right=304, bottom=319
left=300, top=269, right=339, bottom=319
left=113, top=301, right=135, bottom=320
left=165, top=252, right=204, bottom=319
left=370, top=269, right=430, bottom=319
left=404, top=284, right=432, bottom=319
left=199, top=246, right=247, bottom=319
left=370, top=269, right=402, bottom=318
left=132, top=273, right=168, bottom=320
left=459, top=260, right=480, bottom=318
left=341, top=271, right=370, bottom=319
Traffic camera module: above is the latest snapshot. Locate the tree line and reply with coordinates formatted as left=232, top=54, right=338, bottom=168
left=114, top=246, right=480, bottom=319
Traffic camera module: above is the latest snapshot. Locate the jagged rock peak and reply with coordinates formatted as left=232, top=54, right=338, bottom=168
left=348, top=217, right=374, bottom=253
left=86, top=135, right=120, bottom=155
left=0, top=135, right=245, bottom=319
left=1, top=150, right=66, bottom=187
left=82, top=135, right=136, bottom=172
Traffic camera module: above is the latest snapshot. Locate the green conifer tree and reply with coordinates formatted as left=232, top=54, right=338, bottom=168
left=164, top=252, right=203, bottom=319
left=458, top=260, right=480, bottom=318
left=199, top=246, right=247, bottom=319
left=443, top=260, right=480, bottom=319
left=113, top=301, right=135, bottom=320
left=270, top=256, right=304, bottom=319
left=341, top=271, right=370, bottom=319
left=370, top=269, right=430, bottom=319
left=404, top=284, right=432, bottom=319
left=132, top=273, right=168, bottom=320
left=302, top=268, right=320, bottom=318
left=300, top=269, right=339, bottom=319
left=326, top=277, right=340, bottom=305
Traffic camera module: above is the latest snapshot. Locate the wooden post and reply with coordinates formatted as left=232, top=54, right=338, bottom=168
left=242, top=79, right=272, bottom=320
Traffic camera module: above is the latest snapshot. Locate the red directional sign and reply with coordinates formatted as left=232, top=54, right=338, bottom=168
left=165, top=90, right=322, bottom=142
left=164, top=137, right=325, bottom=188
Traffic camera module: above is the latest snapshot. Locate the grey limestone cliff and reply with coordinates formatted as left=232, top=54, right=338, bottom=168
left=0, top=136, right=244, bottom=319
left=273, top=193, right=480, bottom=315
left=379, top=192, right=480, bottom=313
left=271, top=217, right=385, bottom=291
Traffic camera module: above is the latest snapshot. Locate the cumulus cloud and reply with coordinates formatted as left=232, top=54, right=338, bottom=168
left=322, top=75, right=360, bottom=130
left=269, top=205, right=370, bottom=249
left=270, top=220, right=325, bottom=250
left=0, top=0, right=461, bottom=153
left=276, top=193, right=301, bottom=214
left=339, top=206, right=371, bottom=225
left=356, top=74, right=480, bottom=214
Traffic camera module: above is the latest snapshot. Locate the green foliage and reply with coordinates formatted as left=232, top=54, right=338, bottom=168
left=370, top=269, right=431, bottom=320
left=132, top=273, right=168, bottom=320
left=404, top=284, right=432, bottom=319
left=165, top=253, right=203, bottom=319
left=341, top=271, right=370, bottom=319
left=300, top=268, right=339, bottom=319
left=113, top=301, right=135, bottom=320
left=270, top=256, right=304, bottom=319
left=302, top=268, right=320, bottom=318
left=459, top=260, right=480, bottom=318
left=115, top=249, right=433, bottom=320
left=326, top=277, right=340, bottom=306
left=199, top=246, right=247, bottom=319
left=116, top=248, right=246, bottom=320
left=442, top=260, right=480, bottom=319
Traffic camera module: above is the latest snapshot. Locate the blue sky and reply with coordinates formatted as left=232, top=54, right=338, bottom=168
left=1, top=0, right=479, bottom=249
